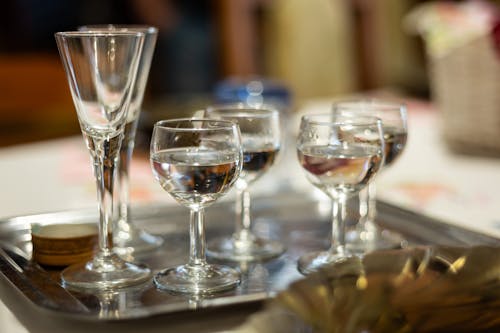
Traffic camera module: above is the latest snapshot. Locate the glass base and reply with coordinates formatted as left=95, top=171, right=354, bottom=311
left=61, top=252, right=151, bottom=291
left=114, top=225, right=164, bottom=255
left=345, top=222, right=407, bottom=254
left=207, top=235, right=285, bottom=262
left=298, top=249, right=356, bottom=275
left=154, top=263, right=240, bottom=295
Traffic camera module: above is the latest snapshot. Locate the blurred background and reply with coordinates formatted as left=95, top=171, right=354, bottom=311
left=0, top=0, right=498, bottom=149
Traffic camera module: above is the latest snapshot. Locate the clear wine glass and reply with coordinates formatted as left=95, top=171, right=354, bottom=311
left=55, top=31, right=151, bottom=290
left=332, top=100, right=408, bottom=253
left=150, top=118, right=243, bottom=294
left=79, top=25, right=164, bottom=255
left=296, top=114, right=384, bottom=274
left=205, top=104, right=285, bottom=262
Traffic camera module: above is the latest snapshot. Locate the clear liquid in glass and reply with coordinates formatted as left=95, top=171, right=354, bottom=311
left=382, top=126, right=407, bottom=167
left=151, top=148, right=239, bottom=209
left=239, top=146, right=280, bottom=187
left=297, top=144, right=383, bottom=195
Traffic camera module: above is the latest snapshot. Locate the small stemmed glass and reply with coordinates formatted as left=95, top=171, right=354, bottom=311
left=55, top=31, right=151, bottom=290
left=205, top=104, right=285, bottom=262
left=79, top=25, right=163, bottom=255
left=150, top=119, right=243, bottom=294
left=296, top=114, right=384, bottom=274
left=332, top=100, right=408, bottom=252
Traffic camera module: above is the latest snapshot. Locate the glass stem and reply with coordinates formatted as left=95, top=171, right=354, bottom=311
left=329, top=196, right=347, bottom=256
left=358, top=183, right=377, bottom=239
left=234, top=188, right=252, bottom=241
left=367, top=182, right=377, bottom=225
left=189, top=208, right=207, bottom=266
left=117, top=120, right=138, bottom=230
left=93, top=135, right=121, bottom=258
left=358, top=187, right=369, bottom=229
left=118, top=144, right=132, bottom=223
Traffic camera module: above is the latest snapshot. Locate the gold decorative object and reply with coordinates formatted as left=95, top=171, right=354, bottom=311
left=235, top=246, right=500, bottom=333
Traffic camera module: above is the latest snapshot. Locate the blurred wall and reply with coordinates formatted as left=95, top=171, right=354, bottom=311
left=354, top=0, right=428, bottom=96
left=262, top=0, right=359, bottom=100
left=218, top=0, right=428, bottom=101
left=0, top=0, right=428, bottom=146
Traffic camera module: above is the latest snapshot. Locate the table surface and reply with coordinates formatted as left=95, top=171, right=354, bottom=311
left=1, top=98, right=500, bottom=332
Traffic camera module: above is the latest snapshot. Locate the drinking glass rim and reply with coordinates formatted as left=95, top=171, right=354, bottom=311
left=301, top=113, right=382, bottom=127
left=78, top=25, right=158, bottom=34
left=154, top=118, right=239, bottom=131
left=206, top=103, right=279, bottom=118
left=55, top=31, right=144, bottom=38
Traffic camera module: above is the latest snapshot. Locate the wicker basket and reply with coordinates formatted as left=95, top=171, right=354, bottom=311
left=429, top=34, right=500, bottom=155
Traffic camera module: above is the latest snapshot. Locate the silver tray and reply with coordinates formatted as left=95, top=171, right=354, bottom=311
left=0, top=192, right=498, bottom=326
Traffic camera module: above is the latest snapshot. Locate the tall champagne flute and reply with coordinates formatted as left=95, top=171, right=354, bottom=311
left=205, top=104, right=285, bottom=262
left=296, top=114, right=384, bottom=274
left=150, top=119, right=243, bottom=294
left=332, top=100, right=407, bottom=252
left=79, top=25, right=163, bottom=254
left=55, top=31, right=151, bottom=290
